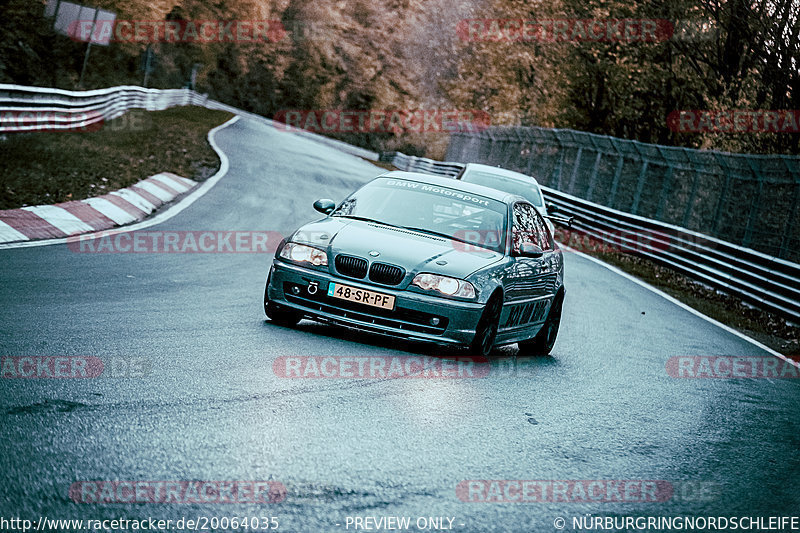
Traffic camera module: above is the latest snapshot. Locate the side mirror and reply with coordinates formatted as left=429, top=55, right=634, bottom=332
left=313, top=198, right=336, bottom=215
left=516, top=242, right=544, bottom=258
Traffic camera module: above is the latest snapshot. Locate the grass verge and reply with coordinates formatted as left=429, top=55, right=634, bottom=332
left=0, top=106, right=234, bottom=209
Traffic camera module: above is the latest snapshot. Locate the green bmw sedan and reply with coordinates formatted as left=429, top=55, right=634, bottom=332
left=264, top=171, right=565, bottom=357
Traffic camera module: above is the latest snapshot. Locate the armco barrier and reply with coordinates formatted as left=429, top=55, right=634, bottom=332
left=446, top=127, right=800, bottom=262
left=379, top=152, right=465, bottom=177
left=0, top=85, right=204, bottom=132
left=0, top=84, right=378, bottom=161
left=382, top=151, right=800, bottom=323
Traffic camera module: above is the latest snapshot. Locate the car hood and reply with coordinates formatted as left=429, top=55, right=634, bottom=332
left=290, top=218, right=504, bottom=280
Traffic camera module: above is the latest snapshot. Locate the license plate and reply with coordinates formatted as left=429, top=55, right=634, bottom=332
left=327, top=282, right=395, bottom=310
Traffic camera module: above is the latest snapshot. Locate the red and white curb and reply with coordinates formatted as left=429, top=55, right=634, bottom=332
left=0, top=173, right=196, bottom=244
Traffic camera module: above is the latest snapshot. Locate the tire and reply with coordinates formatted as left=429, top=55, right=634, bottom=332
left=468, top=293, right=503, bottom=357
left=264, top=278, right=302, bottom=327
left=518, top=292, right=563, bottom=355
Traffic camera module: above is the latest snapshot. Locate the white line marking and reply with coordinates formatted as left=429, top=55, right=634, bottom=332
left=21, top=205, right=94, bottom=235
left=136, top=180, right=174, bottom=202
left=110, top=189, right=156, bottom=214
left=0, top=220, right=29, bottom=242
left=0, top=115, right=238, bottom=249
left=82, top=197, right=137, bottom=225
left=563, top=244, right=800, bottom=369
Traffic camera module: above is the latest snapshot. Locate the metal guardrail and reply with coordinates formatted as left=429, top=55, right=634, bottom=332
left=0, top=83, right=379, bottom=161
left=0, top=85, right=206, bottom=132
left=383, top=151, right=800, bottom=323
left=446, top=127, right=800, bottom=263
left=379, top=152, right=465, bottom=177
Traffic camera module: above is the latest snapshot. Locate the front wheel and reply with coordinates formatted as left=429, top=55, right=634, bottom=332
left=518, top=293, right=563, bottom=355
left=264, top=279, right=302, bottom=327
left=468, top=293, right=503, bottom=357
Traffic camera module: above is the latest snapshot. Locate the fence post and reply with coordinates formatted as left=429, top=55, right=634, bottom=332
left=524, top=129, right=538, bottom=177
left=741, top=157, right=765, bottom=248
left=655, top=166, right=674, bottom=220
left=552, top=139, right=566, bottom=190
left=631, top=160, right=649, bottom=215
left=567, top=147, right=583, bottom=195
left=585, top=151, right=602, bottom=202
left=779, top=158, right=800, bottom=260
left=711, top=153, right=733, bottom=236
left=498, top=130, right=509, bottom=168
left=654, top=145, right=674, bottom=221
left=503, top=128, right=521, bottom=170
left=485, top=131, right=498, bottom=163
left=467, top=134, right=481, bottom=162
left=606, top=138, right=626, bottom=209
left=681, top=170, right=699, bottom=229
left=445, top=133, right=459, bottom=161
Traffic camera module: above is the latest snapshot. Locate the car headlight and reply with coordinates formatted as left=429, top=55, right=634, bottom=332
left=279, top=242, right=328, bottom=266
left=411, top=273, right=476, bottom=299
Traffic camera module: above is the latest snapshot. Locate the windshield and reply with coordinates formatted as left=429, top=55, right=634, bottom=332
left=331, top=177, right=507, bottom=252
left=460, top=171, right=544, bottom=207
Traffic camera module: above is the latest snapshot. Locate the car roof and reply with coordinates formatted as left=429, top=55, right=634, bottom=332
left=376, top=171, right=524, bottom=204
left=460, top=163, right=541, bottom=185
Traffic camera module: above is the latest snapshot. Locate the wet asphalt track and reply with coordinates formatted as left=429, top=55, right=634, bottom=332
left=1, top=117, right=799, bottom=532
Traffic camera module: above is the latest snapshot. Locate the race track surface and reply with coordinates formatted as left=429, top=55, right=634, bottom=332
left=1, top=117, right=798, bottom=532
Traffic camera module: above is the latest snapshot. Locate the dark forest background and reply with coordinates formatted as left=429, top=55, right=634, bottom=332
left=2, top=0, right=797, bottom=157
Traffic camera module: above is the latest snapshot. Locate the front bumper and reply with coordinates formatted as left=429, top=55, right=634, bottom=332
left=267, top=260, right=485, bottom=346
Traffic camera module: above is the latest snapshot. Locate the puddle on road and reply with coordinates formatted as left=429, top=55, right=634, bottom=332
left=6, top=399, right=88, bottom=415
left=524, top=412, right=539, bottom=425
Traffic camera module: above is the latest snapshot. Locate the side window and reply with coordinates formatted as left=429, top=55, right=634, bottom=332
left=512, top=202, right=552, bottom=253
left=531, top=206, right=553, bottom=251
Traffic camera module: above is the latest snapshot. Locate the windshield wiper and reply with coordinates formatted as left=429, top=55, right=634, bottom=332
left=334, top=215, right=403, bottom=229
left=399, top=226, right=458, bottom=241
left=400, top=226, right=489, bottom=247
left=401, top=226, right=503, bottom=252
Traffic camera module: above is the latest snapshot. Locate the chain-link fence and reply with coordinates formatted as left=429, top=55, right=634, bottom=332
left=446, top=127, right=800, bottom=263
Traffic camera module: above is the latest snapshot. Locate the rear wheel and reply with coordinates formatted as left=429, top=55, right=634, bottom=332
left=469, top=293, right=503, bottom=357
left=518, top=292, right=563, bottom=355
left=264, top=278, right=302, bottom=327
